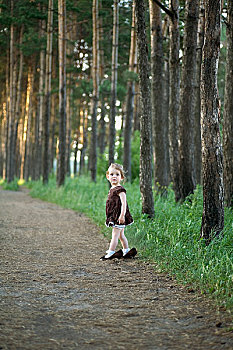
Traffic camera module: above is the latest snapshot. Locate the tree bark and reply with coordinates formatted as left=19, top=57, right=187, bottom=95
left=35, top=15, right=46, bottom=180
left=123, top=0, right=137, bottom=182
left=109, top=0, right=119, bottom=165
left=13, top=25, right=24, bottom=180
left=90, top=0, right=99, bottom=181
left=149, top=0, right=168, bottom=191
left=43, top=0, right=53, bottom=184
left=168, top=0, right=180, bottom=201
left=200, top=0, right=224, bottom=243
left=178, top=0, right=199, bottom=201
left=7, top=0, right=15, bottom=183
left=135, top=0, right=155, bottom=218
left=20, top=64, right=35, bottom=181
left=194, top=1, right=205, bottom=185
left=57, top=0, right=67, bottom=187
left=223, top=0, right=233, bottom=208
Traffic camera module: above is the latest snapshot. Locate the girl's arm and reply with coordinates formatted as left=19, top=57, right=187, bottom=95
left=118, top=192, right=127, bottom=224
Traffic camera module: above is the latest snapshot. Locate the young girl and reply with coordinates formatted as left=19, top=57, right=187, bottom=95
left=100, top=163, right=137, bottom=260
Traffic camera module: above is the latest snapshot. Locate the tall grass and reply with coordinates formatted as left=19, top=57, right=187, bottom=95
left=27, top=175, right=233, bottom=310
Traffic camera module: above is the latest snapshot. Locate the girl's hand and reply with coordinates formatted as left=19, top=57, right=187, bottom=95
left=118, top=215, right=125, bottom=224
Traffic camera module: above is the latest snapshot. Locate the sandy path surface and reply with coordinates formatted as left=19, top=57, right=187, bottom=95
left=0, top=188, right=232, bottom=350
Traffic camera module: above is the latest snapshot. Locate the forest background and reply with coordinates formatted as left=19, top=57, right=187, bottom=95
left=0, top=0, right=232, bottom=310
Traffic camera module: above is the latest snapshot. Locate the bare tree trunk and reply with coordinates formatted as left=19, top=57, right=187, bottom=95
left=200, top=0, right=224, bottom=243
left=123, top=0, right=137, bottom=182
left=90, top=0, right=99, bottom=181
left=20, top=65, right=35, bottom=181
left=149, top=0, right=168, bottom=191
left=98, top=2, right=106, bottom=156
left=168, top=0, right=180, bottom=201
left=7, top=0, right=15, bottom=182
left=223, top=0, right=233, bottom=208
left=163, top=60, right=170, bottom=184
left=109, top=0, right=119, bottom=165
left=35, top=15, right=46, bottom=180
left=43, top=0, right=53, bottom=184
left=133, top=77, right=140, bottom=132
left=57, top=0, right=67, bottom=187
left=79, top=108, right=88, bottom=174
left=13, top=25, right=24, bottom=179
left=194, top=1, right=204, bottom=185
left=50, top=54, right=57, bottom=173
left=99, top=95, right=106, bottom=154
left=135, top=0, right=155, bottom=218
left=178, top=0, right=199, bottom=201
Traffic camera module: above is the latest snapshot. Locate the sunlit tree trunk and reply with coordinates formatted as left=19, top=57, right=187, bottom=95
left=168, top=0, right=180, bottom=201
left=123, top=0, right=137, bottom=182
left=43, top=0, right=53, bottom=184
left=200, top=0, right=224, bottom=243
left=135, top=0, right=155, bottom=218
left=149, top=0, right=168, bottom=192
left=20, top=65, right=35, bottom=180
left=57, top=0, right=67, bottom=186
left=79, top=108, right=88, bottom=174
left=90, top=0, right=99, bottom=181
left=178, top=0, right=199, bottom=201
left=223, top=0, right=233, bottom=208
left=109, top=0, right=119, bottom=165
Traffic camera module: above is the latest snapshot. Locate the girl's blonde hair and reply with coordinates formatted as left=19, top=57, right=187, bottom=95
left=106, top=163, right=126, bottom=182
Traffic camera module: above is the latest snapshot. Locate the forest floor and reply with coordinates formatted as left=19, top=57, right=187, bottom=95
left=0, top=188, right=232, bottom=350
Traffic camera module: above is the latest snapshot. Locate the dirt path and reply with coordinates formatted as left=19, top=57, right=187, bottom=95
left=0, top=188, right=232, bottom=350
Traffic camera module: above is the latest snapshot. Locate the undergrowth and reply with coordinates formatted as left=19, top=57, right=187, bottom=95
left=25, top=175, right=233, bottom=310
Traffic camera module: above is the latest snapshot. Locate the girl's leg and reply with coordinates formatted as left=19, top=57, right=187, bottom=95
left=119, top=228, right=128, bottom=250
left=109, top=227, right=121, bottom=251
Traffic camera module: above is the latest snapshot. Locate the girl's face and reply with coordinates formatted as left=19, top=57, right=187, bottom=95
left=107, top=167, right=122, bottom=186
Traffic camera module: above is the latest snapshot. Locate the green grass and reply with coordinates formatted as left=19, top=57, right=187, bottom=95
left=24, top=175, right=233, bottom=310
left=0, top=178, right=19, bottom=191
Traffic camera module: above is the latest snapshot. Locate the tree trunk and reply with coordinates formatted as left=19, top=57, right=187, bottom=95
left=163, top=60, right=170, bottom=184
left=50, top=54, right=57, bottom=173
left=98, top=1, right=106, bottom=156
left=178, top=0, right=199, bottom=201
left=99, top=95, right=106, bottom=154
left=13, top=25, right=24, bottom=180
left=168, top=0, right=180, bottom=201
left=223, top=0, right=233, bottom=208
left=90, top=0, right=99, bottom=181
left=194, top=1, right=204, bottom=185
left=79, top=108, right=88, bottom=174
left=149, top=0, right=168, bottom=191
left=200, top=0, right=224, bottom=243
left=7, top=0, right=15, bottom=183
left=135, top=0, right=155, bottom=218
left=123, top=0, right=137, bottom=182
left=109, top=0, right=119, bottom=165
left=57, top=0, right=67, bottom=187
left=20, top=64, right=35, bottom=181
left=35, top=15, right=46, bottom=181
left=43, top=0, right=53, bottom=184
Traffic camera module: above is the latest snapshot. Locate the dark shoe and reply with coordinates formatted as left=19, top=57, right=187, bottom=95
left=123, top=247, right=137, bottom=259
left=100, top=249, right=123, bottom=261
